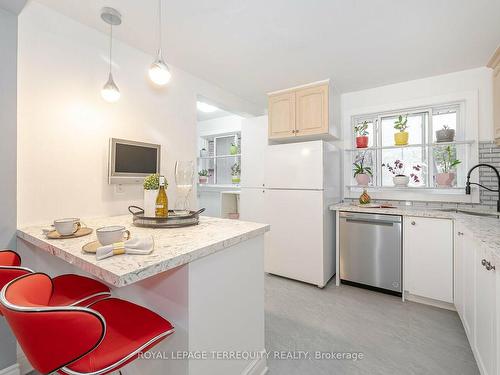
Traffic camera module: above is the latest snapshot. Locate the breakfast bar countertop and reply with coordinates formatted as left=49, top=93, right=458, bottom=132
left=330, top=202, right=500, bottom=260
left=17, top=215, right=270, bottom=287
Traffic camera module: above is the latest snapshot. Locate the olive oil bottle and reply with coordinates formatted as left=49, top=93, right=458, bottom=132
left=155, top=176, right=168, bottom=218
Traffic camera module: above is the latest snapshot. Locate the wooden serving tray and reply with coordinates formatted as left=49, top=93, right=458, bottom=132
left=47, top=227, right=93, bottom=239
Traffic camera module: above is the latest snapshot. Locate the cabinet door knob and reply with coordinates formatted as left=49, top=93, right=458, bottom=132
left=458, top=232, right=463, bottom=236
left=481, top=259, right=487, bottom=267
left=411, top=221, right=416, bottom=225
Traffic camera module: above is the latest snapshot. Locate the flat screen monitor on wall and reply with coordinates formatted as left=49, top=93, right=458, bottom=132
left=108, top=138, right=161, bottom=184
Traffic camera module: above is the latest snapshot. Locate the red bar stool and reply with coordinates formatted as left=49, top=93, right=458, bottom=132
left=0, top=249, right=111, bottom=312
left=0, top=272, right=175, bottom=375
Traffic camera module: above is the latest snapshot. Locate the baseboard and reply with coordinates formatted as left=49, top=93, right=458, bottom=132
left=0, top=363, right=20, bottom=375
left=404, top=292, right=456, bottom=311
left=241, top=351, right=268, bottom=375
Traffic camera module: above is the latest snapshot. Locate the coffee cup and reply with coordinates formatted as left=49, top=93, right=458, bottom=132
left=54, top=218, right=81, bottom=236
left=96, top=226, right=131, bottom=246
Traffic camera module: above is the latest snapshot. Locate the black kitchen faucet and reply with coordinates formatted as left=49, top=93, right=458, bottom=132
left=465, top=163, right=500, bottom=212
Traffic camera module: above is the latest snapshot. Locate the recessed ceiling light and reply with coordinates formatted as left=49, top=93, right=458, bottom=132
left=197, top=101, right=219, bottom=113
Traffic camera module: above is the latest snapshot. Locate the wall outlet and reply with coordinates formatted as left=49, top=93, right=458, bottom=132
left=114, top=184, right=125, bottom=194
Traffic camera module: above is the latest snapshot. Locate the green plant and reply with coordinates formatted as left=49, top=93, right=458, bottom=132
left=198, top=169, right=209, bottom=177
left=352, top=152, right=372, bottom=177
left=231, top=162, right=241, bottom=176
left=435, top=145, right=461, bottom=173
left=394, top=114, right=408, bottom=132
left=143, top=173, right=162, bottom=190
left=354, top=121, right=369, bottom=136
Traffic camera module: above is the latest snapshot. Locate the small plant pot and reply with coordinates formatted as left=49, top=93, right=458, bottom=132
left=229, top=145, right=238, bottom=155
left=232, top=175, right=240, bottom=184
left=200, top=148, right=208, bottom=158
left=436, top=129, right=455, bottom=143
left=355, top=173, right=370, bottom=186
left=394, top=131, right=409, bottom=146
left=199, top=176, right=208, bottom=184
left=144, top=189, right=159, bottom=218
left=436, top=172, right=455, bottom=187
left=393, top=175, right=410, bottom=187
left=356, top=136, right=369, bottom=148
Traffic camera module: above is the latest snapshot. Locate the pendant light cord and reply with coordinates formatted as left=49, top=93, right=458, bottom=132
left=158, top=0, right=163, bottom=57
left=109, top=23, right=113, bottom=74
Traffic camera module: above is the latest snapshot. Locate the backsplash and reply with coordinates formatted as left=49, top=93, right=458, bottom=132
left=478, top=141, right=500, bottom=207
left=344, top=141, right=500, bottom=210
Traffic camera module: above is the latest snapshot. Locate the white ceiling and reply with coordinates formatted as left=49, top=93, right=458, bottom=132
left=34, top=0, right=500, bottom=109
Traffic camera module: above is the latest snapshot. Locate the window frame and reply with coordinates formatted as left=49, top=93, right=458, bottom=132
left=345, top=98, right=479, bottom=203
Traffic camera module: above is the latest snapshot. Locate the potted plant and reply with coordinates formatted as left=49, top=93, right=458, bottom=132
left=231, top=162, right=241, bottom=184
left=436, top=125, right=455, bottom=143
left=435, top=145, right=461, bottom=187
left=382, top=160, right=421, bottom=187
left=198, top=169, right=209, bottom=184
left=229, top=136, right=239, bottom=155
left=143, top=173, right=161, bottom=217
left=354, top=121, right=369, bottom=148
left=352, top=153, right=373, bottom=186
left=394, top=114, right=409, bottom=146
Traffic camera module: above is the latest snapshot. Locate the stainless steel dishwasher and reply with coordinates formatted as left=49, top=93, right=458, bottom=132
left=339, top=212, right=402, bottom=295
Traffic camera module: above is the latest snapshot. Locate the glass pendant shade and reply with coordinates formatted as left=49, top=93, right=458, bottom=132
left=149, top=52, right=171, bottom=85
left=101, top=73, right=121, bottom=102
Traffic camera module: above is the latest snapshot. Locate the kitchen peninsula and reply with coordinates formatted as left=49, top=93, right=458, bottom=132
left=16, top=215, right=270, bottom=375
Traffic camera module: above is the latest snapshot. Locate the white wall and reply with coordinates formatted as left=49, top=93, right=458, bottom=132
left=341, top=67, right=493, bottom=141
left=197, top=114, right=243, bottom=151
left=17, top=2, right=260, bottom=226
left=0, top=6, right=19, bottom=372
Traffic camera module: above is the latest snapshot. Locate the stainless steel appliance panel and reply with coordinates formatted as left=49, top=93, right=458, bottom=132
left=339, top=212, right=402, bottom=293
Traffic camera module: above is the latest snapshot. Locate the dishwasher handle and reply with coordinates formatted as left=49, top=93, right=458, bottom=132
left=339, top=211, right=402, bottom=225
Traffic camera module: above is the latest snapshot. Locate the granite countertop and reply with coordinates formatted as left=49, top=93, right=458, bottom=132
left=330, top=203, right=500, bottom=260
left=17, top=215, right=270, bottom=287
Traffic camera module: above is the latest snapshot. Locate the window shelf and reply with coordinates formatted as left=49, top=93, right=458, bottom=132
left=198, top=154, right=241, bottom=160
left=346, top=185, right=466, bottom=191
left=344, top=140, right=474, bottom=152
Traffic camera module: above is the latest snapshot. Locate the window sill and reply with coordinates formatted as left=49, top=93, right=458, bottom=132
left=345, top=185, right=479, bottom=204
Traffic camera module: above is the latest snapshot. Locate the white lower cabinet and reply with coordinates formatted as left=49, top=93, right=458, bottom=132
left=455, top=222, right=497, bottom=375
left=475, top=245, right=497, bottom=375
left=404, top=216, right=453, bottom=303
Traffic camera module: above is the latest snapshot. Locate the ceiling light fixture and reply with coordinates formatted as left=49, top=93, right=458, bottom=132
left=197, top=101, right=219, bottom=113
left=101, top=7, right=122, bottom=103
left=149, top=0, right=171, bottom=86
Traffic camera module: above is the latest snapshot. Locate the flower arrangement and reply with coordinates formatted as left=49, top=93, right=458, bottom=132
left=352, top=152, right=373, bottom=186
left=143, top=173, right=161, bottom=190
left=382, top=160, right=422, bottom=186
left=435, top=145, right=461, bottom=173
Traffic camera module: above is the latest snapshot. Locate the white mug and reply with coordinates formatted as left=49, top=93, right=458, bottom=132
left=54, top=218, right=81, bottom=236
left=96, top=226, right=131, bottom=246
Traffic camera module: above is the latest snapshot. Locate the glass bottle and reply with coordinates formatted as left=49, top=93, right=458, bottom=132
left=155, top=176, right=168, bottom=218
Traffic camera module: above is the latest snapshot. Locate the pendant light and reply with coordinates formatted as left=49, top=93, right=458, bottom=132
left=101, top=7, right=122, bottom=102
left=149, top=0, right=171, bottom=85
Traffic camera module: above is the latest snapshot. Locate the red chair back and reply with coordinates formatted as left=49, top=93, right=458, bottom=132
left=0, top=250, right=32, bottom=315
left=0, top=250, right=21, bottom=267
left=0, top=273, right=106, bottom=374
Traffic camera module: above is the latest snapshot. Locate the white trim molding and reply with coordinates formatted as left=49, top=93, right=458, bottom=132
left=0, top=363, right=20, bottom=375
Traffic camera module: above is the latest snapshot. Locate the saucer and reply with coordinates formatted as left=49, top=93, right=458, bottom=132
left=47, top=227, right=93, bottom=239
left=82, top=240, right=100, bottom=254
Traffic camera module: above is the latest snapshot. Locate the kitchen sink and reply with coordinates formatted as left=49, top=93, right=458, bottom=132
left=437, top=208, right=500, bottom=219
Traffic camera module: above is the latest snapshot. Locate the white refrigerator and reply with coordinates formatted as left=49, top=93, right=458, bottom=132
left=240, top=116, right=340, bottom=287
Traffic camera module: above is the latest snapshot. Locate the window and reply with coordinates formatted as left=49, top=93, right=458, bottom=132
left=348, top=101, right=472, bottom=191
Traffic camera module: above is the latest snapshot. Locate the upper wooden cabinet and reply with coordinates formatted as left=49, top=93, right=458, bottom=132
left=487, top=47, right=500, bottom=145
left=268, top=80, right=339, bottom=141
left=268, top=91, right=296, bottom=139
